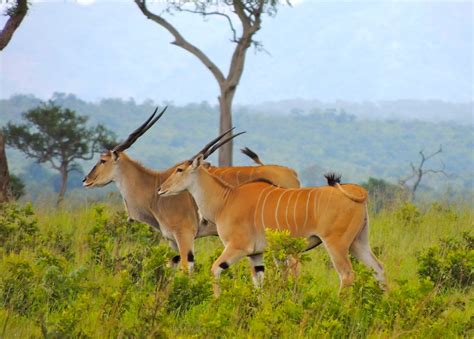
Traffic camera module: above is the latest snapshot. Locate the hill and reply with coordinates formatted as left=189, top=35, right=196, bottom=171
left=1, top=94, right=472, bottom=201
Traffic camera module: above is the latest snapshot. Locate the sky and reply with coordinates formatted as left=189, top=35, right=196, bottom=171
left=0, top=0, right=472, bottom=105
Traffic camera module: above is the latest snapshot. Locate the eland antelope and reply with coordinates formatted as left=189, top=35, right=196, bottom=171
left=83, top=109, right=301, bottom=271
left=158, top=152, right=386, bottom=296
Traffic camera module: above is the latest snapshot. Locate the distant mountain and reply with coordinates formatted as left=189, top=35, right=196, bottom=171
left=0, top=1, right=471, bottom=104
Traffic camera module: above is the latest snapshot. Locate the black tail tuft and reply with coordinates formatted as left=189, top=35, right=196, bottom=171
left=241, top=147, right=263, bottom=165
left=324, top=172, right=342, bottom=186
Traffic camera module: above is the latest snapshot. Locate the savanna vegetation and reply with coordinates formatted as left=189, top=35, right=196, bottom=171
left=0, top=200, right=472, bottom=337
left=1, top=94, right=472, bottom=337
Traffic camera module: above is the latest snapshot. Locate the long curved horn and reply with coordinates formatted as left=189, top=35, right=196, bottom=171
left=202, top=131, right=246, bottom=160
left=113, top=106, right=167, bottom=152
left=190, top=127, right=235, bottom=160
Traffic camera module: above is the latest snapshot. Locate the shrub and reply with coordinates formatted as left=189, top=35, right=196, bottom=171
left=395, top=202, right=422, bottom=227
left=361, top=177, right=407, bottom=212
left=417, top=232, right=473, bottom=290
left=265, top=229, right=310, bottom=278
left=0, top=254, right=44, bottom=316
left=0, top=203, right=39, bottom=253
left=9, top=174, right=25, bottom=200
left=166, top=274, right=212, bottom=315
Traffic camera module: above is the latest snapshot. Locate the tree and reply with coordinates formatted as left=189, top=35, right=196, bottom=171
left=399, top=145, right=450, bottom=201
left=134, top=0, right=289, bottom=166
left=0, top=133, right=12, bottom=203
left=0, top=0, right=30, bottom=203
left=0, top=0, right=28, bottom=51
left=361, top=177, right=407, bottom=213
left=9, top=174, right=25, bottom=200
left=3, top=102, right=116, bottom=204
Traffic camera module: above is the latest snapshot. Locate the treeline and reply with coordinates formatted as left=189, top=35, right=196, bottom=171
left=1, top=93, right=472, bottom=201
left=244, top=99, right=473, bottom=124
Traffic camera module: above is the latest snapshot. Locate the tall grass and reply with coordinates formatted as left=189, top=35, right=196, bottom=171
left=0, top=201, right=472, bottom=338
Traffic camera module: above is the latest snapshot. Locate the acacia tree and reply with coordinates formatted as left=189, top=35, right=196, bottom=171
left=0, top=0, right=29, bottom=203
left=3, top=102, right=116, bottom=204
left=399, top=145, right=450, bottom=201
left=135, top=0, right=289, bottom=166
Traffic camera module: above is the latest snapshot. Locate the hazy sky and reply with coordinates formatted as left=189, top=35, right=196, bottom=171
left=0, top=0, right=472, bottom=104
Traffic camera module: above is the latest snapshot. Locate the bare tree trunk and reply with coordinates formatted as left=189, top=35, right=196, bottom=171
left=0, top=0, right=28, bottom=51
left=0, top=133, right=11, bottom=203
left=57, top=164, right=68, bottom=205
left=218, top=88, right=236, bottom=166
left=134, top=0, right=266, bottom=167
left=410, top=169, right=423, bottom=201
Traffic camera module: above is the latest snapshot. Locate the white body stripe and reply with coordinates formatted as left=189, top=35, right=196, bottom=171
left=260, top=187, right=278, bottom=229
left=274, top=189, right=289, bottom=230
left=303, top=189, right=316, bottom=229
left=293, top=190, right=304, bottom=228
left=253, top=186, right=273, bottom=229
left=315, top=189, right=320, bottom=219
left=285, top=191, right=296, bottom=231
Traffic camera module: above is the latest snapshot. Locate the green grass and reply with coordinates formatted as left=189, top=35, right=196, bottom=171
left=0, top=201, right=472, bottom=338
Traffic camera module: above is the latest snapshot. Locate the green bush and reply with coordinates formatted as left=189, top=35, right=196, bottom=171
left=9, top=174, right=25, bottom=200
left=0, top=203, right=39, bottom=253
left=395, top=202, right=422, bottom=227
left=417, top=232, right=473, bottom=290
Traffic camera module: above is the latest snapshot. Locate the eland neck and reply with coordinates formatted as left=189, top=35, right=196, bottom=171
left=187, top=167, right=232, bottom=223
left=114, top=153, right=168, bottom=208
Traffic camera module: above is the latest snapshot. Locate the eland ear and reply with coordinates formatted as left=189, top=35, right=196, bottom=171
left=112, top=151, right=120, bottom=161
left=192, top=154, right=204, bottom=169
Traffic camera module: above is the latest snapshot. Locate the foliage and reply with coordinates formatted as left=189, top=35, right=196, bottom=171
left=0, top=203, right=39, bottom=253
left=361, top=177, right=407, bottom=212
left=9, top=174, right=25, bottom=200
left=2, top=101, right=116, bottom=202
left=0, top=201, right=471, bottom=337
left=395, top=201, right=422, bottom=227
left=417, top=232, right=473, bottom=290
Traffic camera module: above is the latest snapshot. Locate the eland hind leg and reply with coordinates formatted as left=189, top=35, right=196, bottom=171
left=349, top=216, right=387, bottom=288
left=322, top=213, right=367, bottom=292
left=323, top=238, right=355, bottom=293
left=247, top=253, right=265, bottom=287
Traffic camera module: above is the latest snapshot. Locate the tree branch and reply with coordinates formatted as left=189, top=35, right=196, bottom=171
left=233, top=0, right=251, bottom=30
left=174, top=7, right=238, bottom=43
left=399, top=145, right=452, bottom=199
left=0, top=0, right=28, bottom=51
left=225, top=0, right=264, bottom=89
left=423, top=145, right=443, bottom=162
left=134, top=0, right=225, bottom=84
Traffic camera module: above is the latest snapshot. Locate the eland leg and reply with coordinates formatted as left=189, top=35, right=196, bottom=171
left=211, top=245, right=248, bottom=297
left=350, top=220, right=387, bottom=288
left=248, top=253, right=265, bottom=288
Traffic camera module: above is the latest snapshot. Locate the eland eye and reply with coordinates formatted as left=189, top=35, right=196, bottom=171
left=176, top=168, right=183, bottom=173
left=100, top=159, right=106, bottom=164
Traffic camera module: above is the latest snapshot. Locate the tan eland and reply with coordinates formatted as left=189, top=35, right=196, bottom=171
left=158, top=152, right=386, bottom=296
